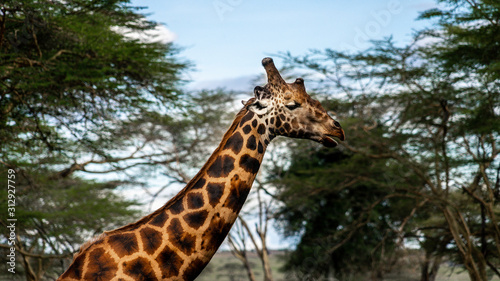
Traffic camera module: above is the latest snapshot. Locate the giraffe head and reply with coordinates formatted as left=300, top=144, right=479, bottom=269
left=248, top=57, right=345, bottom=147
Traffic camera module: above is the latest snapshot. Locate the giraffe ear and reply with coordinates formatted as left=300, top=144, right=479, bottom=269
left=254, top=86, right=270, bottom=101
left=248, top=99, right=269, bottom=115
left=249, top=86, right=271, bottom=115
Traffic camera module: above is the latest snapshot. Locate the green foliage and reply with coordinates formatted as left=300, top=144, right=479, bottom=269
left=418, top=0, right=500, bottom=79
left=0, top=165, right=140, bottom=243
left=274, top=122, right=420, bottom=279
left=276, top=1, right=500, bottom=280
left=0, top=0, right=188, bottom=164
left=0, top=0, right=194, bottom=279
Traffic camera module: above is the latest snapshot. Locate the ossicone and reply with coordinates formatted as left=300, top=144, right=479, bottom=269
left=261, top=57, right=286, bottom=89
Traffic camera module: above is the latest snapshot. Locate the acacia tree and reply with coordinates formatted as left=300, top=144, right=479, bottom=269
left=0, top=1, right=232, bottom=280
left=0, top=0, right=188, bottom=177
left=0, top=87, right=236, bottom=280
left=276, top=1, right=500, bottom=280
left=273, top=136, right=421, bottom=280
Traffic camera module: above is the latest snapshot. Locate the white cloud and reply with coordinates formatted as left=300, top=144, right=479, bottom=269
left=111, top=22, right=177, bottom=44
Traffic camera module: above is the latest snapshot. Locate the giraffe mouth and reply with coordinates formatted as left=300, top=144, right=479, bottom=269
left=322, top=135, right=342, bottom=147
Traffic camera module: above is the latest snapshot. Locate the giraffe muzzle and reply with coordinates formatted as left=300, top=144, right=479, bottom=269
left=323, top=126, right=345, bottom=147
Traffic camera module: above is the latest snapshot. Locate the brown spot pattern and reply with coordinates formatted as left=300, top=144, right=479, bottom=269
left=246, top=135, right=257, bottom=150
left=203, top=216, right=232, bottom=253
left=139, top=227, right=162, bottom=255
left=225, top=175, right=251, bottom=212
left=239, top=111, right=254, bottom=126
left=242, top=124, right=252, bottom=134
left=257, top=124, right=266, bottom=134
left=60, top=252, right=86, bottom=279
left=170, top=198, right=184, bottom=215
left=240, top=110, right=255, bottom=127
left=223, top=132, right=243, bottom=154
left=276, top=117, right=282, bottom=128
left=191, top=178, right=206, bottom=190
left=149, top=211, right=168, bottom=228
left=206, top=182, right=225, bottom=207
left=187, top=192, right=205, bottom=209
left=183, top=210, right=209, bottom=230
left=239, top=154, right=261, bottom=174
left=167, top=218, right=196, bottom=255
left=84, top=248, right=118, bottom=280
left=155, top=246, right=183, bottom=279
left=207, top=155, right=235, bottom=178
left=108, top=233, right=139, bottom=258
left=123, top=257, right=158, bottom=281
left=182, top=258, right=207, bottom=281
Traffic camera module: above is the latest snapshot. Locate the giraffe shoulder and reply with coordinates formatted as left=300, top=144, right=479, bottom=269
left=75, top=232, right=107, bottom=258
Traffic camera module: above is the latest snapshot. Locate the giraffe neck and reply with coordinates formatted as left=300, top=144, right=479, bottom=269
left=58, top=107, right=272, bottom=281
left=58, top=107, right=273, bottom=281
left=145, top=108, right=271, bottom=279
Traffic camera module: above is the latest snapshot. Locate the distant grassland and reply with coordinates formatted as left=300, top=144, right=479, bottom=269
left=197, top=250, right=288, bottom=281
left=196, top=250, right=500, bottom=281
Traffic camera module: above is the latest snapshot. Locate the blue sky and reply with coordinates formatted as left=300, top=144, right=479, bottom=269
left=131, top=0, right=437, bottom=91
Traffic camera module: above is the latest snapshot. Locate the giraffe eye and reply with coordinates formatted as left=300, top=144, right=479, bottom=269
left=285, top=102, right=301, bottom=110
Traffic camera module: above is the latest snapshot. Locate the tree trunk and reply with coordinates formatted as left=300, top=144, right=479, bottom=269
left=22, top=255, right=37, bottom=281
left=261, top=248, right=273, bottom=281
left=369, top=269, right=384, bottom=281
left=420, top=253, right=441, bottom=281
left=442, top=207, right=488, bottom=281
left=242, top=257, right=257, bottom=281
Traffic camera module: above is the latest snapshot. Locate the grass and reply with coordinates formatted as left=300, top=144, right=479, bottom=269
left=197, top=250, right=288, bottom=281
left=196, top=250, right=500, bottom=281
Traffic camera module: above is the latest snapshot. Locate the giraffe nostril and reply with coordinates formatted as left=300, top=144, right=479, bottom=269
left=334, top=121, right=341, bottom=128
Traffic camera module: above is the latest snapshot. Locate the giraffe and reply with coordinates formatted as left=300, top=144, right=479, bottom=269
left=58, top=57, right=345, bottom=281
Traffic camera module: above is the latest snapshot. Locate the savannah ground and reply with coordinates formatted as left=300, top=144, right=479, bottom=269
left=197, top=250, right=500, bottom=281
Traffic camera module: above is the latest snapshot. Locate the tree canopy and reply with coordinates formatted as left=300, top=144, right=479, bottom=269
left=0, top=1, right=208, bottom=279
left=1, top=0, right=188, bottom=171
left=274, top=1, right=500, bottom=280
left=2, top=0, right=499, bottom=280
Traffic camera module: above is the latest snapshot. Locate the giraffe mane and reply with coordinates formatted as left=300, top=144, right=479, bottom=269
left=73, top=233, right=107, bottom=259
left=71, top=99, right=256, bottom=261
